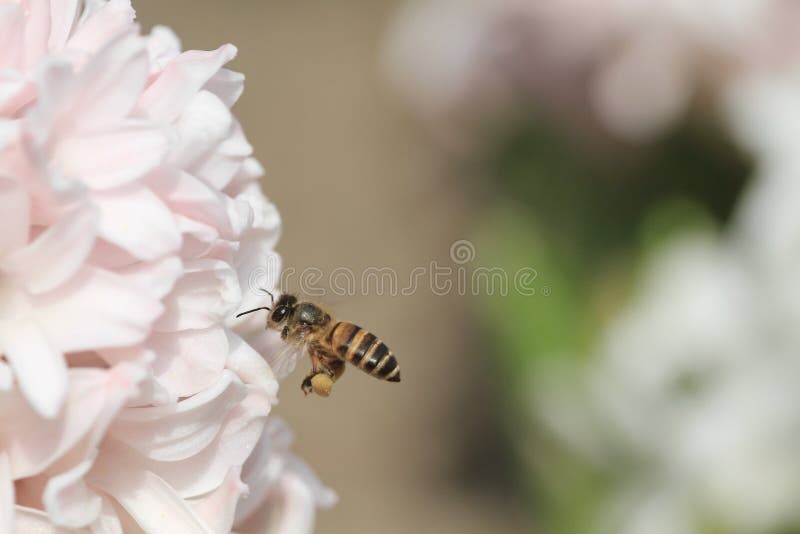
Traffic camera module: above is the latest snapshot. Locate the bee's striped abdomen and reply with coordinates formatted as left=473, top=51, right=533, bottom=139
left=326, top=321, right=401, bottom=382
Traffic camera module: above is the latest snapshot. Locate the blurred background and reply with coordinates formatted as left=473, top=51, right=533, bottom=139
left=138, top=2, right=800, bottom=533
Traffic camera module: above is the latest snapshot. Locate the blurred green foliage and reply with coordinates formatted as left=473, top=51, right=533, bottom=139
left=467, top=114, right=752, bottom=532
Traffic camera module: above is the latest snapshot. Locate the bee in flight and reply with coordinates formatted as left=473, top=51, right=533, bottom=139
left=236, top=292, right=401, bottom=397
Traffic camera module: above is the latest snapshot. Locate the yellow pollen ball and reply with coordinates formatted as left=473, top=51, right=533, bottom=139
left=311, top=374, right=333, bottom=397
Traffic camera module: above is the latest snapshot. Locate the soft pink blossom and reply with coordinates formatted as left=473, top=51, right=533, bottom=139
left=0, top=0, right=332, bottom=531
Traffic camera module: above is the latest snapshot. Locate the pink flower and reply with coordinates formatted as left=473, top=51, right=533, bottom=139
left=0, top=1, right=332, bottom=531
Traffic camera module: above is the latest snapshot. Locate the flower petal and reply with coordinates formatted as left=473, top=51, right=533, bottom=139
left=236, top=460, right=326, bottom=534
left=2, top=206, right=97, bottom=294
left=171, top=91, right=233, bottom=168
left=141, top=388, right=269, bottom=497
left=22, top=0, right=50, bottom=71
left=42, top=456, right=102, bottom=529
left=149, top=171, right=236, bottom=240
left=0, top=174, right=30, bottom=255
left=203, top=68, right=244, bottom=108
left=140, top=44, right=238, bottom=122
left=0, top=4, right=23, bottom=70
left=90, top=469, right=209, bottom=533
left=48, top=0, right=81, bottom=51
left=14, top=506, right=77, bottom=533
left=66, top=0, right=136, bottom=60
left=1, top=365, right=141, bottom=478
left=225, top=330, right=278, bottom=403
left=35, top=266, right=164, bottom=352
left=0, top=71, right=33, bottom=119
left=108, top=371, right=246, bottom=462
left=192, top=121, right=252, bottom=190
left=189, top=468, right=247, bottom=534
left=53, top=120, right=172, bottom=189
left=33, top=30, right=147, bottom=137
left=116, top=255, right=183, bottom=301
left=149, top=327, right=229, bottom=398
left=0, top=361, right=11, bottom=391
left=93, top=184, right=181, bottom=261
left=0, top=453, right=12, bottom=534
left=156, top=259, right=241, bottom=332
left=2, top=319, right=66, bottom=418
left=91, top=498, right=125, bottom=534
left=236, top=183, right=281, bottom=238
left=234, top=234, right=281, bottom=311
left=146, top=25, right=181, bottom=72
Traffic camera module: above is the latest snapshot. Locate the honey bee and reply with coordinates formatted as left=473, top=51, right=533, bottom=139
left=236, top=292, right=401, bottom=396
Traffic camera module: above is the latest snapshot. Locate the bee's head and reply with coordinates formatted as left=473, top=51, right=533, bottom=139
left=235, top=291, right=297, bottom=330
left=266, top=294, right=298, bottom=329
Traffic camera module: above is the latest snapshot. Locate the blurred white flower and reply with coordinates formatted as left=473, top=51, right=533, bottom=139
left=0, top=1, right=332, bottom=531
left=385, top=0, right=800, bottom=143
left=536, top=64, right=800, bottom=531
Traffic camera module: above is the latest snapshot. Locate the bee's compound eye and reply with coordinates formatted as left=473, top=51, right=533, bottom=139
left=271, top=306, right=289, bottom=322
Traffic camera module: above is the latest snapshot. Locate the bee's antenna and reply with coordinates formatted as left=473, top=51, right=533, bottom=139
left=260, top=288, right=275, bottom=306
left=236, top=307, right=271, bottom=318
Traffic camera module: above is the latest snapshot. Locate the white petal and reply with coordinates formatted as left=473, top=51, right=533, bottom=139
left=0, top=175, right=30, bottom=255
left=22, top=0, right=49, bottom=71
left=149, top=327, right=229, bottom=398
left=156, top=259, right=241, bottom=332
left=225, top=330, right=278, bottom=403
left=0, top=70, right=32, bottom=116
left=109, top=371, right=246, bottom=462
left=234, top=234, right=281, bottom=308
left=189, top=468, right=247, bottom=534
left=146, top=25, right=181, bottom=72
left=90, top=498, right=125, bottom=534
left=69, top=30, right=145, bottom=128
left=234, top=417, right=297, bottom=525
left=2, top=365, right=142, bottom=478
left=150, top=171, right=235, bottom=239
left=171, top=91, right=233, bottom=168
left=90, top=470, right=210, bottom=533
left=0, top=454, right=12, bottom=534
left=236, top=183, right=281, bottom=238
left=2, top=207, right=97, bottom=294
left=115, top=256, right=183, bottom=301
left=43, top=457, right=102, bottom=529
left=66, top=1, right=136, bottom=62
left=192, top=122, right=251, bottom=190
left=53, top=121, right=172, bottom=189
left=2, top=319, right=66, bottom=419
left=0, top=361, right=11, bottom=391
left=93, top=184, right=181, bottom=261
left=203, top=68, right=244, bottom=108
left=139, top=388, right=269, bottom=497
left=140, top=44, right=238, bottom=122
left=48, top=0, right=81, bottom=51
left=14, top=506, right=79, bottom=533
left=35, top=266, right=163, bottom=352
left=223, top=157, right=264, bottom=197
left=0, top=4, right=23, bottom=70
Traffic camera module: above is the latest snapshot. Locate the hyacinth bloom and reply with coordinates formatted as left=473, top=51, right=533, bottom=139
left=0, top=0, right=334, bottom=531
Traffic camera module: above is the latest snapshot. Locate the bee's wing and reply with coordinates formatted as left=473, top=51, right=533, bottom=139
left=264, top=342, right=308, bottom=381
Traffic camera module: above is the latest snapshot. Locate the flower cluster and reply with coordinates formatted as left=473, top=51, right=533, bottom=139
left=0, top=1, right=332, bottom=531
left=385, top=0, right=800, bottom=143
left=533, top=62, right=800, bottom=534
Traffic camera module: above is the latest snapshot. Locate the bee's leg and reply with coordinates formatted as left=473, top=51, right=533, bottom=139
left=301, top=351, right=324, bottom=396
left=301, top=373, right=314, bottom=395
